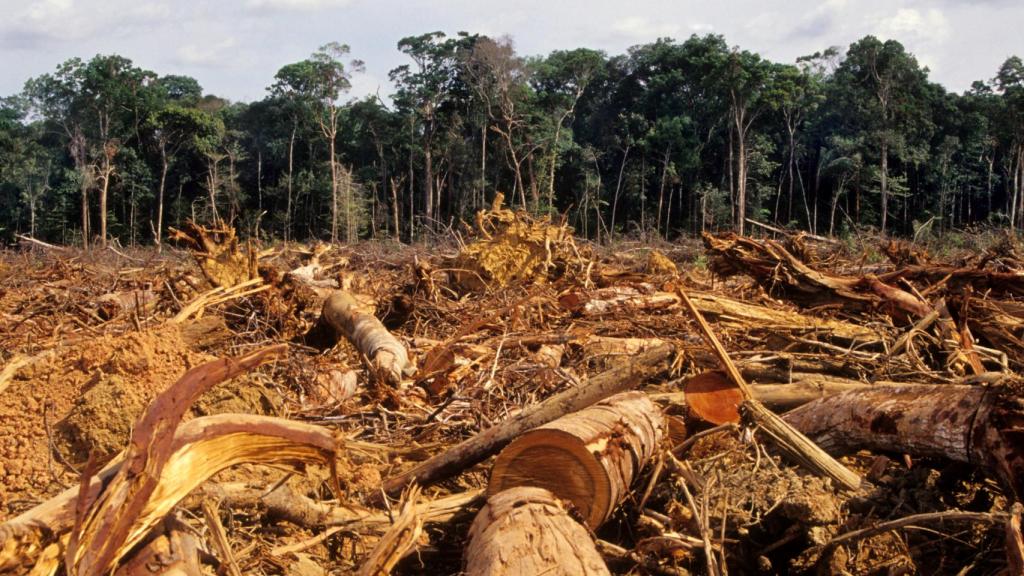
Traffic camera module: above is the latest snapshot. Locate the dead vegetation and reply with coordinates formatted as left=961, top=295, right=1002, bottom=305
left=2, top=210, right=1024, bottom=575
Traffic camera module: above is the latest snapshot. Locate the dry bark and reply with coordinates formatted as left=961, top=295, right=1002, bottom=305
left=464, top=487, right=611, bottom=576
left=783, top=382, right=1024, bottom=499
left=378, top=344, right=674, bottom=498
left=322, top=290, right=413, bottom=388
left=488, top=391, right=665, bottom=528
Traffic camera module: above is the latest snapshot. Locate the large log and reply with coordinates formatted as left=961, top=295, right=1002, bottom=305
left=464, top=487, right=611, bottom=576
left=488, top=391, right=664, bottom=528
left=322, top=290, right=413, bottom=388
left=378, top=344, right=674, bottom=498
left=783, top=383, right=1024, bottom=499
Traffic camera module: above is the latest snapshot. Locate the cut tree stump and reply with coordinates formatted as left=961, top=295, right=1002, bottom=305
left=488, top=391, right=665, bottom=528
left=322, top=290, right=413, bottom=388
left=464, top=487, right=611, bottom=576
left=783, top=383, right=1024, bottom=499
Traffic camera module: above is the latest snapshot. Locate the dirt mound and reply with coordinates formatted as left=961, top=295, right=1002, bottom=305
left=0, top=325, right=212, bottom=514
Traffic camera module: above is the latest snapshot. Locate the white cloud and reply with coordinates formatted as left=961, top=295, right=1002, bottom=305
left=612, top=16, right=681, bottom=40
left=246, top=0, right=353, bottom=10
left=176, top=37, right=238, bottom=67
left=876, top=8, right=950, bottom=42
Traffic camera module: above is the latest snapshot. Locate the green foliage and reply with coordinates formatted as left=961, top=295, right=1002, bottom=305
left=0, top=35, right=1022, bottom=246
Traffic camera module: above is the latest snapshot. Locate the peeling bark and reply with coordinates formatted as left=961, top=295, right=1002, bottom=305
left=464, top=487, right=611, bottom=576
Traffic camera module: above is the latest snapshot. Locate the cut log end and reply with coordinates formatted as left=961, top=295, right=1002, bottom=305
left=488, top=391, right=665, bottom=528
left=488, top=429, right=611, bottom=528
left=684, top=370, right=743, bottom=425
left=464, top=487, right=611, bottom=576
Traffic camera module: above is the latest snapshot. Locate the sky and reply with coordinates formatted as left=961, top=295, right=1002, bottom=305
left=1, top=0, right=1021, bottom=102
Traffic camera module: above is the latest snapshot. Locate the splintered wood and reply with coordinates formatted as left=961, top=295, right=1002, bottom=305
left=3, top=217, right=1024, bottom=575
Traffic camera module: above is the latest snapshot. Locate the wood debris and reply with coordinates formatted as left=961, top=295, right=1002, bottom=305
left=2, top=214, right=1024, bottom=574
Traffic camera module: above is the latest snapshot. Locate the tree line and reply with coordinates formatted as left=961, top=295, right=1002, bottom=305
left=1, top=32, right=1023, bottom=248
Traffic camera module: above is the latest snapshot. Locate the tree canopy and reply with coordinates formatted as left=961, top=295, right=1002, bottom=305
left=1, top=33, right=1021, bottom=246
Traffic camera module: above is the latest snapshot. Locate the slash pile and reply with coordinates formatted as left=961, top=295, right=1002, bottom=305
left=1, top=210, right=1023, bottom=575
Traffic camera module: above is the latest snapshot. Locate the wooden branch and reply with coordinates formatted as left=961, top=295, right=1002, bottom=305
left=652, top=376, right=888, bottom=413
left=677, top=288, right=862, bottom=491
left=322, top=290, right=413, bottom=388
left=378, top=344, right=675, bottom=498
left=488, top=391, right=665, bottom=528
left=821, top=509, right=1006, bottom=555
left=464, top=487, right=611, bottom=576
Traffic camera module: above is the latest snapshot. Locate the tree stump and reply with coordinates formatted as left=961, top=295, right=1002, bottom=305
left=488, top=391, right=664, bottom=528
left=464, top=487, right=610, bottom=576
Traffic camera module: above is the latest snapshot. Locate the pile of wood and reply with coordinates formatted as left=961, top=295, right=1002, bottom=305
left=2, top=220, right=1024, bottom=575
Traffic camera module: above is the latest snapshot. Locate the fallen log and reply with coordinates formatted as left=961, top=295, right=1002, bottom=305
left=464, top=487, right=611, bottom=576
left=322, top=290, right=413, bottom=388
left=879, top=265, right=1024, bottom=299
left=378, top=344, right=675, bottom=498
left=783, top=382, right=1024, bottom=499
left=559, top=286, right=882, bottom=346
left=488, top=391, right=665, bottom=528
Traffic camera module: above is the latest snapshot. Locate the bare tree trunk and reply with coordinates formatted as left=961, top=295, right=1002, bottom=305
left=880, top=139, right=889, bottom=234
left=424, top=140, right=434, bottom=228
left=480, top=123, right=487, bottom=211
left=98, top=163, right=112, bottom=250
left=81, top=175, right=90, bottom=250
left=285, top=125, right=296, bottom=242
left=735, top=118, right=748, bottom=236
left=390, top=176, right=402, bottom=241
left=547, top=121, right=564, bottom=210
left=329, top=135, right=339, bottom=243
left=156, top=144, right=168, bottom=250
left=656, top=148, right=669, bottom=239
left=609, top=144, right=630, bottom=240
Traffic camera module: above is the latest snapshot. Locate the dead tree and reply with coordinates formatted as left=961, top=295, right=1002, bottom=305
left=488, top=391, right=665, bottom=528
left=464, top=487, right=611, bottom=576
